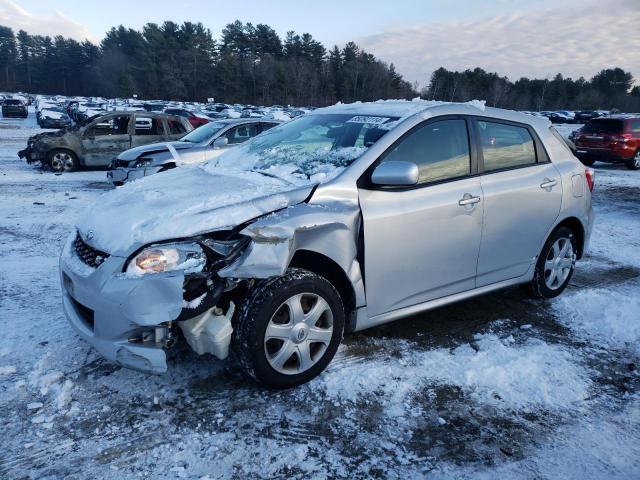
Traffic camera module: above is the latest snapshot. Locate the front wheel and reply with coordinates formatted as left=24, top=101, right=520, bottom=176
left=48, top=149, right=78, bottom=172
left=528, top=226, right=577, bottom=298
left=233, top=268, right=345, bottom=388
left=579, top=157, right=595, bottom=167
left=625, top=151, right=640, bottom=170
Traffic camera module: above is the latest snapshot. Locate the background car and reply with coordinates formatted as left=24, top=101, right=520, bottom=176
left=574, top=110, right=608, bottom=123
left=18, top=111, right=192, bottom=172
left=37, top=107, right=73, bottom=129
left=108, top=118, right=280, bottom=185
left=574, top=116, right=640, bottom=169
left=164, top=108, right=211, bottom=128
left=2, top=98, right=28, bottom=118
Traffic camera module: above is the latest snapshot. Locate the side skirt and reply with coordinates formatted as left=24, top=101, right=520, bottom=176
left=353, top=271, right=533, bottom=332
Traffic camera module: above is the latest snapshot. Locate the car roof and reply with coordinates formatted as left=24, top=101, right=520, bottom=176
left=313, top=100, right=551, bottom=130
left=211, top=118, right=282, bottom=125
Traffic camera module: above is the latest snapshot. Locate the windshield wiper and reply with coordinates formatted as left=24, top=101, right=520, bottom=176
left=249, top=169, right=296, bottom=186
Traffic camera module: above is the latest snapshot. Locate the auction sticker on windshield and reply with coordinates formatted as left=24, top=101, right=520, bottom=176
left=346, top=116, right=391, bottom=124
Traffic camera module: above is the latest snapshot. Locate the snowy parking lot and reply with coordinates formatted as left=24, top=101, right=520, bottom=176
left=1, top=111, right=639, bottom=479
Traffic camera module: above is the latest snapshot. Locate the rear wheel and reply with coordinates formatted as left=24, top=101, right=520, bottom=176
left=48, top=149, right=78, bottom=172
left=528, top=226, right=577, bottom=298
left=625, top=150, right=640, bottom=170
left=233, top=268, right=345, bottom=388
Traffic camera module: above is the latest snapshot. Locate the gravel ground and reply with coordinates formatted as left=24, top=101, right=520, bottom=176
left=1, top=113, right=639, bottom=479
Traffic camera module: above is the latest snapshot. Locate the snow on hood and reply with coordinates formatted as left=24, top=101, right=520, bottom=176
left=76, top=166, right=314, bottom=255
left=117, top=141, right=193, bottom=161
left=41, top=110, right=66, bottom=120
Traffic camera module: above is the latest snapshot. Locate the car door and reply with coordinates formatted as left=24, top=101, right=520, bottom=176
left=81, top=114, right=132, bottom=167
left=473, top=118, right=562, bottom=286
left=130, top=114, right=165, bottom=148
left=358, top=117, right=484, bottom=317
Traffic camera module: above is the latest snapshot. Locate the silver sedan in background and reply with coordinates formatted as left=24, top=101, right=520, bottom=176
left=107, top=118, right=281, bottom=186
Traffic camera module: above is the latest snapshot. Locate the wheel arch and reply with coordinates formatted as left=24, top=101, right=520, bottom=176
left=553, top=216, right=586, bottom=259
left=289, top=249, right=357, bottom=331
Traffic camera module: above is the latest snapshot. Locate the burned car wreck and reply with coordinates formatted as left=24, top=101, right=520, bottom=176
left=60, top=100, right=593, bottom=388
left=19, top=111, right=191, bottom=172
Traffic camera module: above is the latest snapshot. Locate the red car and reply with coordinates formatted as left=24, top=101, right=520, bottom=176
left=574, top=116, right=640, bottom=170
left=164, top=108, right=210, bottom=128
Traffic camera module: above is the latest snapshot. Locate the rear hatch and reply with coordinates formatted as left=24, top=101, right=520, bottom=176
left=576, top=119, right=624, bottom=148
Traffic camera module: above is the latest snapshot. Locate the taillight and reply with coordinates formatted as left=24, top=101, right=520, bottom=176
left=610, top=133, right=632, bottom=143
left=585, top=168, right=595, bottom=192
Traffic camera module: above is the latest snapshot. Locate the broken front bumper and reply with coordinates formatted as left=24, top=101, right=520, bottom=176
left=59, top=234, right=184, bottom=373
left=18, top=145, right=45, bottom=163
left=107, top=166, right=162, bottom=186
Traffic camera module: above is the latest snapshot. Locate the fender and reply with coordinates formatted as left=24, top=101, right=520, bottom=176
left=218, top=200, right=366, bottom=307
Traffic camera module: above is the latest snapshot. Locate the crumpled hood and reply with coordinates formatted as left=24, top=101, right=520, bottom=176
left=117, top=141, right=194, bottom=161
left=31, top=129, right=66, bottom=141
left=76, top=165, right=314, bottom=256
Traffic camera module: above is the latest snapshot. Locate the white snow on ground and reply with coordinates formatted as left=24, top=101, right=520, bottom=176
left=320, top=333, right=589, bottom=414
left=0, top=110, right=639, bottom=478
left=554, top=285, right=640, bottom=355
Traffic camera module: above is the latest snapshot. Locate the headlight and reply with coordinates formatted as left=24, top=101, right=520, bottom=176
left=134, top=158, right=153, bottom=168
left=126, top=242, right=206, bottom=276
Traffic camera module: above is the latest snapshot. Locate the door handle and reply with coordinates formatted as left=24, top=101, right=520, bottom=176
left=458, top=194, right=481, bottom=206
left=540, top=178, right=557, bottom=189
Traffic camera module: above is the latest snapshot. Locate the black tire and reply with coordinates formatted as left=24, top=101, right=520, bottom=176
left=47, top=149, right=78, bottom=172
left=579, top=157, right=595, bottom=167
left=625, top=150, right=640, bottom=170
left=528, top=226, right=577, bottom=298
left=233, top=268, right=345, bottom=388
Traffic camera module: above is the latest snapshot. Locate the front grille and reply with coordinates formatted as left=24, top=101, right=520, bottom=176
left=74, top=233, right=109, bottom=268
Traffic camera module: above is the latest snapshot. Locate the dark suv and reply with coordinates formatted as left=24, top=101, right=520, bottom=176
left=574, top=117, right=640, bottom=170
left=2, top=99, right=28, bottom=118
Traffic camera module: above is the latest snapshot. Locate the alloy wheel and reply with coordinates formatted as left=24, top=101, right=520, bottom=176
left=543, top=237, right=575, bottom=290
left=264, top=292, right=334, bottom=375
left=51, top=152, right=75, bottom=172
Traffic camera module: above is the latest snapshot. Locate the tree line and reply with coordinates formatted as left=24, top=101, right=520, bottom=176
left=424, top=67, right=640, bottom=112
left=0, top=21, right=415, bottom=106
left=1, top=20, right=638, bottom=110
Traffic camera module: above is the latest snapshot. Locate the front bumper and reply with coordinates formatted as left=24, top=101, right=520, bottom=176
left=18, top=145, right=45, bottom=163
left=107, top=166, right=161, bottom=186
left=59, top=234, right=186, bottom=373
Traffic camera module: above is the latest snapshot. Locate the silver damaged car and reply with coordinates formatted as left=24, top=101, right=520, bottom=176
left=60, top=101, right=595, bottom=388
left=107, top=118, right=280, bottom=186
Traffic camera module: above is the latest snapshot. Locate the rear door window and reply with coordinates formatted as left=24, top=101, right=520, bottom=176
left=134, top=116, right=163, bottom=135
left=167, top=119, right=187, bottom=135
left=477, top=121, right=537, bottom=172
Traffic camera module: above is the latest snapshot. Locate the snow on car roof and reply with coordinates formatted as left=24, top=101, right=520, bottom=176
left=314, top=98, right=486, bottom=119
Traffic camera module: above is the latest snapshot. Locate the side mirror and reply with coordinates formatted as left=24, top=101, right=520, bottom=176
left=212, top=137, right=228, bottom=149
left=371, top=161, right=419, bottom=187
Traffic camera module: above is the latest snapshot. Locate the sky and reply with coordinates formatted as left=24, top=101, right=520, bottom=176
left=1, top=0, right=639, bottom=88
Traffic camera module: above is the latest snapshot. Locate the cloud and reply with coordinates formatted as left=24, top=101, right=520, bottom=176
left=0, top=0, right=97, bottom=43
left=358, top=0, right=640, bottom=88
